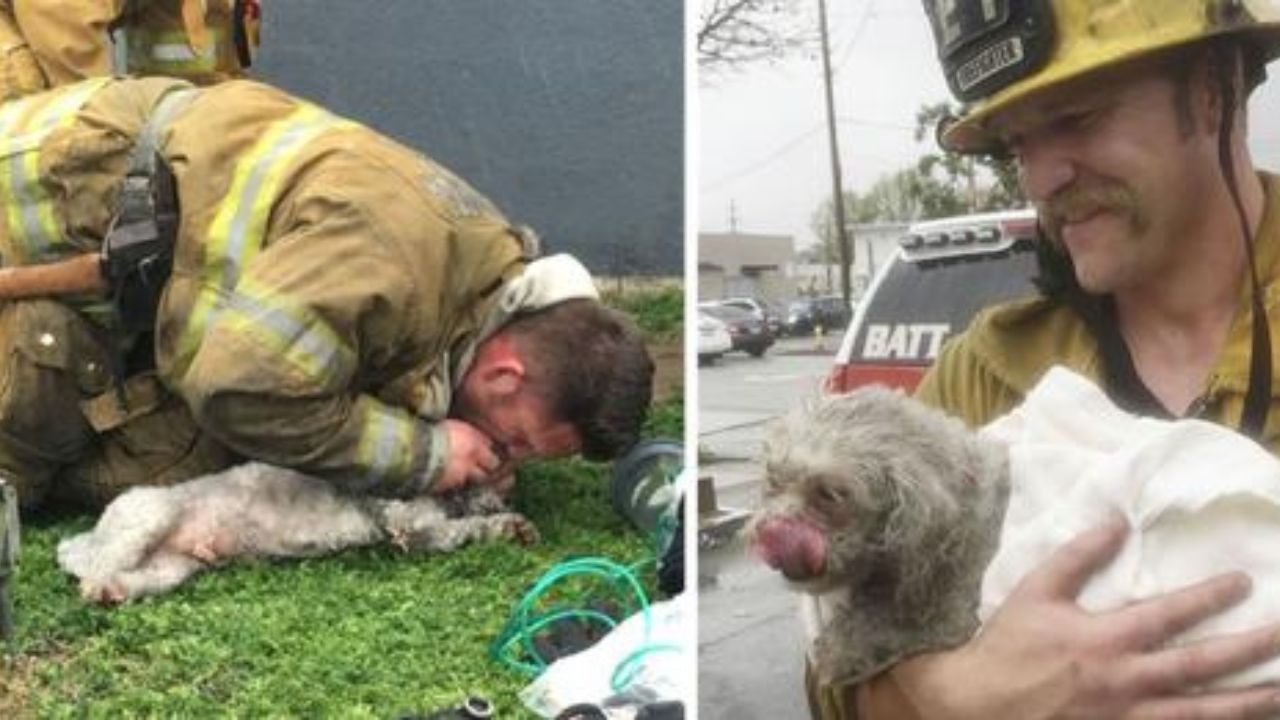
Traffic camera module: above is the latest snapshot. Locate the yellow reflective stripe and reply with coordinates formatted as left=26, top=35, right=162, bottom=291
left=174, top=104, right=354, bottom=377
left=1, top=79, right=110, bottom=263
left=356, top=403, right=416, bottom=489
left=216, top=276, right=355, bottom=387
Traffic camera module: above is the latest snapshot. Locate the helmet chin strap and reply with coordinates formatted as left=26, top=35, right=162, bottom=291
left=1213, top=42, right=1272, bottom=438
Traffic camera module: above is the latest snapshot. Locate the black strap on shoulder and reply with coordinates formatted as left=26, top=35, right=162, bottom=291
left=102, top=159, right=178, bottom=337
left=1212, top=42, right=1272, bottom=438
left=1033, top=239, right=1171, bottom=418
left=99, top=87, right=196, bottom=411
left=101, top=87, right=196, bottom=336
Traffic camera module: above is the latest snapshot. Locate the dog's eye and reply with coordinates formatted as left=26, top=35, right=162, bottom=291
left=816, top=485, right=845, bottom=505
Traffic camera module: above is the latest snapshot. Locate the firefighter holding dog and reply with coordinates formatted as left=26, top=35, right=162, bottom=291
left=0, top=0, right=260, bottom=99
left=0, top=75, right=653, bottom=513
left=810, top=2, right=1280, bottom=719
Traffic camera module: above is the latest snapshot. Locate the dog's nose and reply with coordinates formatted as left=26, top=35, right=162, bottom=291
left=750, top=515, right=827, bottom=580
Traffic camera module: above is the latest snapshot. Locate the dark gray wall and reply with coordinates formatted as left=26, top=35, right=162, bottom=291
left=252, top=0, right=684, bottom=275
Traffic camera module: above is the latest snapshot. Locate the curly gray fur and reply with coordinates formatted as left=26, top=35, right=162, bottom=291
left=57, top=462, right=537, bottom=604
left=747, top=386, right=1010, bottom=684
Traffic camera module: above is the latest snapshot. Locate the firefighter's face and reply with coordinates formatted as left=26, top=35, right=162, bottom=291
left=989, top=57, right=1222, bottom=294
left=452, top=338, right=581, bottom=464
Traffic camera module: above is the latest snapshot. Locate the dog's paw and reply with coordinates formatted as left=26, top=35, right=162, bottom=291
left=505, top=515, right=540, bottom=546
left=80, top=577, right=128, bottom=606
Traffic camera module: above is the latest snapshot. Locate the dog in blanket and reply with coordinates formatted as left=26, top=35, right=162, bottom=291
left=57, top=461, right=538, bottom=604
left=748, top=372, right=1280, bottom=689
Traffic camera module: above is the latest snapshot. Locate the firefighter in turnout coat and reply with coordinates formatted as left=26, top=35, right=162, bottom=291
left=0, top=0, right=259, bottom=100
left=0, top=76, right=653, bottom=511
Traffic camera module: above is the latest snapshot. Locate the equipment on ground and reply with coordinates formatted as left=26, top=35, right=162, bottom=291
left=0, top=478, right=18, bottom=649
left=609, top=439, right=683, bottom=596
left=420, top=696, right=494, bottom=720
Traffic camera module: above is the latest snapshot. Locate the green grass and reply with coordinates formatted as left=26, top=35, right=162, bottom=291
left=603, top=286, right=683, bottom=344
left=4, top=397, right=684, bottom=718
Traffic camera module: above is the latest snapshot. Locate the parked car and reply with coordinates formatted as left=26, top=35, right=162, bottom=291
left=698, top=303, right=775, bottom=357
left=698, top=309, right=733, bottom=365
left=827, top=208, right=1040, bottom=394
left=785, top=295, right=852, bottom=336
left=717, top=296, right=785, bottom=337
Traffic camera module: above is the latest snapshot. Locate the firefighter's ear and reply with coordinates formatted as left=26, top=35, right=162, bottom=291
left=472, top=335, right=527, bottom=398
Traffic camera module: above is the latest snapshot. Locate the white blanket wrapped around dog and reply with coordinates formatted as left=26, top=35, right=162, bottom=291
left=979, top=366, right=1280, bottom=688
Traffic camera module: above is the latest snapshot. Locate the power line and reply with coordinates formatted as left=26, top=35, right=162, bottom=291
left=700, top=123, right=825, bottom=192
left=834, top=0, right=876, bottom=74
left=701, top=115, right=915, bottom=194
left=836, top=115, right=915, bottom=132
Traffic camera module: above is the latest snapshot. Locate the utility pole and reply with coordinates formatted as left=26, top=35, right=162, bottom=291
left=729, top=199, right=739, bottom=233
left=818, top=0, right=853, bottom=308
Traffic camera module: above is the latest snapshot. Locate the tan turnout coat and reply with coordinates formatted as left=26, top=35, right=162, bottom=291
left=0, top=77, right=531, bottom=503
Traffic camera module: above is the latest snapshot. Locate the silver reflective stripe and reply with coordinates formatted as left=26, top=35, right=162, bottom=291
left=357, top=403, right=415, bottom=488
left=150, top=42, right=215, bottom=63
left=110, top=25, right=129, bottom=75
left=119, top=27, right=220, bottom=73
left=219, top=279, right=355, bottom=388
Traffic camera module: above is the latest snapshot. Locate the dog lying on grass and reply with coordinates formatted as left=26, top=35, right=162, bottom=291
left=57, top=462, right=538, bottom=604
left=749, top=373, right=1280, bottom=688
left=747, top=386, right=1008, bottom=684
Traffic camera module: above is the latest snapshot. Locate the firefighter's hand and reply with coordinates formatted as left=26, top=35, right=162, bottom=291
left=880, top=516, right=1280, bottom=720
left=432, top=419, right=502, bottom=494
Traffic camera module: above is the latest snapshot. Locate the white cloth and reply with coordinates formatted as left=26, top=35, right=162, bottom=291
left=498, top=253, right=600, bottom=314
left=979, top=366, right=1280, bottom=688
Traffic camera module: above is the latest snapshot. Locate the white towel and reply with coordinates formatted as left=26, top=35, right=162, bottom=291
left=979, top=366, right=1280, bottom=688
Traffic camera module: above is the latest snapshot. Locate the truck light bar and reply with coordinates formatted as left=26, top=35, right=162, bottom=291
left=897, top=208, right=1037, bottom=260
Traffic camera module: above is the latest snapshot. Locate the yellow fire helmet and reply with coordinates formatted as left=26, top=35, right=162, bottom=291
left=923, top=0, right=1280, bottom=154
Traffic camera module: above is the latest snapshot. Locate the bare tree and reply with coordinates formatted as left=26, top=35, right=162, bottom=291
left=698, top=0, right=812, bottom=73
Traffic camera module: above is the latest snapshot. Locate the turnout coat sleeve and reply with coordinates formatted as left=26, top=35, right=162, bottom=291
left=174, top=178, right=447, bottom=498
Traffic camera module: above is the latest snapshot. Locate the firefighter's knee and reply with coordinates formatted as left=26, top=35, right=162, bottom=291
left=0, top=300, right=109, bottom=508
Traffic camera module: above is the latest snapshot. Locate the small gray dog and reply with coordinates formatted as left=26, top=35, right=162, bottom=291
left=747, top=386, right=1009, bottom=684
left=58, top=462, right=538, bottom=604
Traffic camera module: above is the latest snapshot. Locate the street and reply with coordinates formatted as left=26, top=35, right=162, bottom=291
left=698, top=335, right=837, bottom=720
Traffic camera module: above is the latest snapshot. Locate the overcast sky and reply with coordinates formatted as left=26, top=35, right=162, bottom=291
left=698, top=1, right=1280, bottom=250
